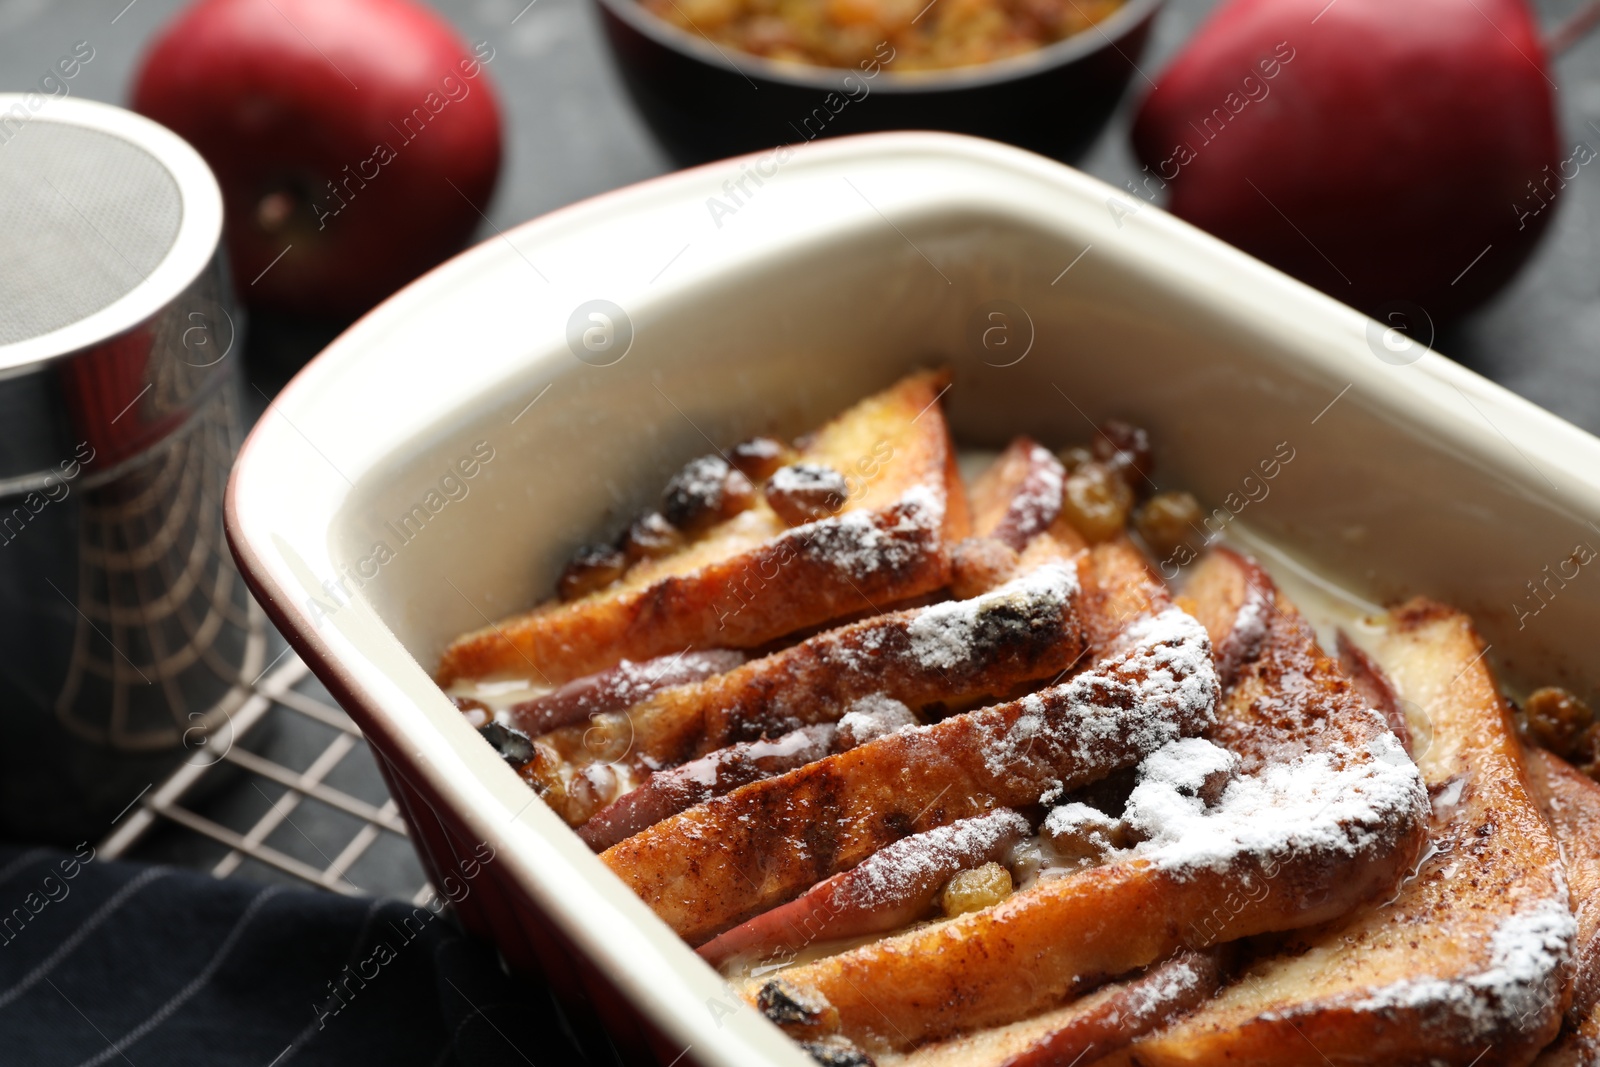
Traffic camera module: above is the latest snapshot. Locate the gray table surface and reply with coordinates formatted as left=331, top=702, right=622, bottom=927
left=2, top=0, right=1598, bottom=895
left=4, top=0, right=1597, bottom=414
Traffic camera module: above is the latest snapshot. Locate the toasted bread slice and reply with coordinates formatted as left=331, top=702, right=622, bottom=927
left=1527, top=747, right=1600, bottom=1066
left=525, top=543, right=1126, bottom=828
left=952, top=506, right=1091, bottom=603
left=883, top=949, right=1231, bottom=1067
left=577, top=723, right=842, bottom=853
left=556, top=559, right=1087, bottom=773
left=951, top=439, right=1076, bottom=598
left=1528, top=748, right=1600, bottom=1026
left=697, top=809, right=1032, bottom=969
left=437, top=370, right=965, bottom=685
left=969, top=437, right=1066, bottom=551
left=601, top=571, right=1214, bottom=946
left=602, top=604, right=1214, bottom=946
left=760, top=551, right=1425, bottom=1053
left=500, top=649, right=745, bottom=736
left=1123, top=596, right=1573, bottom=1067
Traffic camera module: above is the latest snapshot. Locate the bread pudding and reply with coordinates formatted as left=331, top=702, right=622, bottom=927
left=439, top=370, right=1600, bottom=1066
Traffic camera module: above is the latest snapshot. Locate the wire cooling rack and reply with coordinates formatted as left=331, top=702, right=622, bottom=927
left=96, top=647, right=434, bottom=906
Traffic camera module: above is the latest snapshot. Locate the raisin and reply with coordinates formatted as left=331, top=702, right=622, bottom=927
left=564, top=763, right=619, bottom=823
left=1523, top=687, right=1595, bottom=757
left=940, top=862, right=1013, bottom=917
left=517, top=740, right=564, bottom=802
left=477, top=722, right=535, bottom=767
left=758, top=979, right=831, bottom=1027
left=1060, top=460, right=1133, bottom=542
left=1057, top=444, right=1092, bottom=473
left=729, top=436, right=794, bottom=481
left=765, top=463, right=850, bottom=527
left=722, top=468, right=757, bottom=516
left=557, top=543, right=627, bottom=601
left=1572, top=724, right=1600, bottom=782
left=1135, top=491, right=1204, bottom=559
left=663, top=455, right=755, bottom=532
left=619, top=511, right=682, bottom=563
left=1092, top=419, right=1154, bottom=491
left=800, top=1041, right=877, bottom=1067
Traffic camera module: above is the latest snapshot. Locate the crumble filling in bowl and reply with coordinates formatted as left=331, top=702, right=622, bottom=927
left=638, top=0, right=1127, bottom=70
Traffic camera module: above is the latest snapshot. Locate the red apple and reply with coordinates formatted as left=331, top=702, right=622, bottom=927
left=133, top=0, right=503, bottom=319
left=1132, top=0, right=1563, bottom=323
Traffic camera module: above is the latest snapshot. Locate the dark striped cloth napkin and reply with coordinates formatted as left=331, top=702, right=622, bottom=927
left=0, top=845, right=592, bottom=1066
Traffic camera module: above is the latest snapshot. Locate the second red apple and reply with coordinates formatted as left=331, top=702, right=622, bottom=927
left=1132, top=0, right=1564, bottom=324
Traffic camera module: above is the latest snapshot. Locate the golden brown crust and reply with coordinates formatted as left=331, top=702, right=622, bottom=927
left=879, top=949, right=1231, bottom=1067
left=968, top=437, right=1063, bottom=551
left=554, top=561, right=1089, bottom=775
left=697, top=810, right=1031, bottom=969
left=949, top=537, right=1022, bottom=600
left=1059, top=535, right=1158, bottom=655
left=578, top=724, right=838, bottom=853
left=599, top=542, right=1190, bottom=945
left=600, top=623, right=1213, bottom=945
left=940, top=415, right=973, bottom=544
left=436, top=370, right=960, bottom=685
left=1339, top=632, right=1412, bottom=755
left=1126, top=597, right=1571, bottom=1067
left=953, top=439, right=1083, bottom=598
left=601, top=715, right=1062, bottom=947
left=761, top=552, right=1425, bottom=1054
left=1192, top=551, right=1377, bottom=773
left=1528, top=747, right=1600, bottom=1025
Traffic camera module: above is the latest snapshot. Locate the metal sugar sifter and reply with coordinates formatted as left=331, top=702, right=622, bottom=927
left=0, top=94, right=264, bottom=842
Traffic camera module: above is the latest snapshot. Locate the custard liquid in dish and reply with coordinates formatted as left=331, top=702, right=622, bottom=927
left=435, top=370, right=1600, bottom=1066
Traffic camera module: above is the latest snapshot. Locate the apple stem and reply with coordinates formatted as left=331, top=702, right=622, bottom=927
left=1548, top=0, right=1600, bottom=56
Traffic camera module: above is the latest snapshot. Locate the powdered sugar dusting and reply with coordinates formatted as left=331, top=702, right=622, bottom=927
left=1020, top=443, right=1064, bottom=514
left=1124, top=732, right=1428, bottom=878
left=789, top=485, right=944, bottom=579
left=502, top=649, right=742, bottom=735
left=991, top=443, right=1065, bottom=549
left=827, top=810, right=1030, bottom=913
left=897, top=483, right=944, bottom=523
left=1044, top=802, right=1117, bottom=839
left=979, top=606, right=1219, bottom=804
left=767, top=463, right=848, bottom=497
left=1112, top=955, right=1204, bottom=1026
left=1134, top=737, right=1238, bottom=798
left=667, top=455, right=728, bottom=505
left=1043, top=802, right=1123, bottom=855
left=837, top=695, right=918, bottom=748
left=1483, top=896, right=1576, bottom=1029
left=1214, top=583, right=1271, bottom=686
left=907, top=563, right=1079, bottom=670
left=608, top=654, right=722, bottom=707
left=1347, top=896, right=1575, bottom=1037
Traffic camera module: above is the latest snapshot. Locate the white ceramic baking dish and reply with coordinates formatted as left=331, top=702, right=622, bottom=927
left=225, top=132, right=1600, bottom=1067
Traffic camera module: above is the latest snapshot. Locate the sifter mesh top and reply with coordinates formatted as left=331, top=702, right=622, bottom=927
left=0, top=118, right=183, bottom=346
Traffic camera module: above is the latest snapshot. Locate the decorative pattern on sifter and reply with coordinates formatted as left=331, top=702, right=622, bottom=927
left=0, top=94, right=261, bottom=842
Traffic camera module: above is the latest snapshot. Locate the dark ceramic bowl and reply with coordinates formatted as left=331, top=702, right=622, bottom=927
left=592, top=0, right=1164, bottom=166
